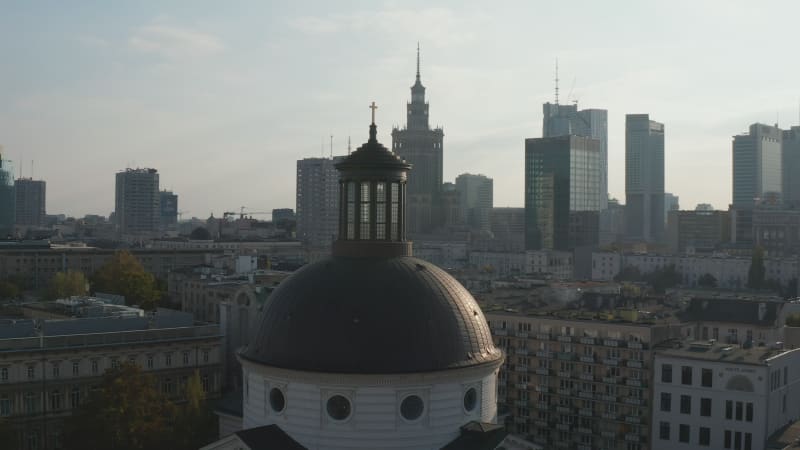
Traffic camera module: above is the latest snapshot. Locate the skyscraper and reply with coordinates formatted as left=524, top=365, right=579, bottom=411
left=625, top=114, right=665, bottom=242
left=114, top=168, right=160, bottom=236
left=732, top=123, right=782, bottom=207
left=454, top=173, right=493, bottom=233
left=0, top=150, right=14, bottom=238
left=782, top=126, right=800, bottom=208
left=159, top=190, right=178, bottom=231
left=296, top=156, right=343, bottom=248
left=391, top=45, right=444, bottom=236
left=14, top=178, right=46, bottom=227
left=525, top=135, right=602, bottom=250
left=543, top=102, right=608, bottom=209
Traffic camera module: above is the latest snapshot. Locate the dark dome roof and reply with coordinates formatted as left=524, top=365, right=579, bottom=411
left=241, top=256, right=502, bottom=374
left=335, top=124, right=411, bottom=171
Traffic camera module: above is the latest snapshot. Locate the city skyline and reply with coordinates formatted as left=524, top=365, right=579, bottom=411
left=3, top=2, right=800, bottom=217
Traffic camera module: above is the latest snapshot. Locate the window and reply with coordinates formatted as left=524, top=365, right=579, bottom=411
left=375, top=182, right=386, bottom=239
left=725, top=430, right=732, bottom=449
left=784, top=367, right=788, bottom=386
left=165, top=353, right=172, bottom=367
left=147, top=355, right=154, bottom=369
left=346, top=181, right=355, bottom=239
left=680, top=395, right=691, bottom=414
left=27, top=365, right=35, bottom=379
left=699, top=427, right=711, bottom=446
left=91, top=360, right=98, bottom=375
left=701, top=368, right=713, bottom=387
left=679, top=424, right=690, bottom=443
left=700, top=398, right=711, bottom=416
left=746, top=402, right=753, bottom=422
left=182, top=351, right=189, bottom=365
left=744, top=432, right=752, bottom=450
left=24, top=392, right=37, bottom=414
left=659, top=421, right=670, bottom=440
left=681, top=366, right=692, bottom=385
left=163, top=378, right=174, bottom=395
left=52, top=363, right=60, bottom=378
left=70, top=387, right=80, bottom=408
left=202, top=350, right=209, bottom=363
left=50, top=390, right=62, bottom=410
left=72, top=361, right=79, bottom=377
left=110, top=358, right=119, bottom=370
left=660, top=392, right=671, bottom=412
left=359, top=182, right=371, bottom=240
left=202, top=375, right=210, bottom=393
left=390, top=182, right=399, bottom=239
left=0, top=395, right=10, bottom=416
left=735, top=401, right=743, bottom=421
left=725, top=400, right=732, bottom=419
left=735, top=431, right=741, bottom=450
left=0, top=367, right=7, bottom=382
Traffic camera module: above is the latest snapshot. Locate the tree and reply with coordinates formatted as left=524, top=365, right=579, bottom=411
left=786, top=313, right=800, bottom=327
left=646, top=264, right=682, bottom=293
left=0, top=280, right=20, bottom=301
left=697, top=273, right=718, bottom=288
left=614, top=266, right=642, bottom=282
left=92, top=251, right=160, bottom=309
left=747, top=246, right=766, bottom=289
left=0, top=418, right=18, bottom=448
left=189, top=227, right=211, bottom=240
left=172, top=371, right=218, bottom=449
left=62, top=363, right=176, bottom=450
left=45, top=271, right=88, bottom=300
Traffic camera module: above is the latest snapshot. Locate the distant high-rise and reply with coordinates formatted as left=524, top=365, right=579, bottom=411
left=625, top=114, right=665, bottom=242
left=525, top=135, right=602, bottom=250
left=782, top=126, right=800, bottom=208
left=664, top=192, right=679, bottom=224
left=159, top=190, right=178, bottom=231
left=0, top=150, right=14, bottom=238
left=115, top=168, right=160, bottom=235
left=455, top=173, right=493, bottom=233
left=296, top=156, right=344, bottom=248
left=391, top=45, right=444, bottom=236
left=543, top=102, right=608, bottom=209
left=732, top=123, right=782, bottom=207
left=14, top=178, right=46, bottom=227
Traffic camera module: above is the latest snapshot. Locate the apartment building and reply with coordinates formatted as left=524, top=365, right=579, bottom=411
left=486, top=303, right=683, bottom=450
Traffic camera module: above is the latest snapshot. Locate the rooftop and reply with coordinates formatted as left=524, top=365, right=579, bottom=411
left=656, top=340, right=795, bottom=365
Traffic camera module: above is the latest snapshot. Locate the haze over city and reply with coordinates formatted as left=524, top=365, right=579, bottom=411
left=2, top=0, right=800, bottom=217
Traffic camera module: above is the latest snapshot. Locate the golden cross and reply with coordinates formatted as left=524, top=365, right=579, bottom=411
left=369, top=101, right=378, bottom=124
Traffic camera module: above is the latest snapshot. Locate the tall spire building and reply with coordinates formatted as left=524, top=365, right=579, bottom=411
left=391, top=45, right=444, bottom=236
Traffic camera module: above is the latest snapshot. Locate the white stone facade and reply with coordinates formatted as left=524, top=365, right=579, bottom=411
left=240, top=358, right=501, bottom=450
left=651, top=346, right=800, bottom=450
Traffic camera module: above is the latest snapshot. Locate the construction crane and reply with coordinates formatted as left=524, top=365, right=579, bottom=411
left=177, top=210, right=190, bottom=221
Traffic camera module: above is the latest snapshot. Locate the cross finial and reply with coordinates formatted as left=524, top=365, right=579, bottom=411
left=369, top=101, right=378, bottom=124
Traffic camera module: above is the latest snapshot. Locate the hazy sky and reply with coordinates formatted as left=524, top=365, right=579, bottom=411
left=2, top=1, right=799, bottom=218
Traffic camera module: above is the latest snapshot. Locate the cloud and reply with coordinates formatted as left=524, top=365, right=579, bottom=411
left=129, top=21, right=224, bottom=59
left=288, top=7, right=487, bottom=47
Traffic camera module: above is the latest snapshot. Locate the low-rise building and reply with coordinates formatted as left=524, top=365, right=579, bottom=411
left=0, top=309, right=223, bottom=450
left=651, top=341, right=800, bottom=450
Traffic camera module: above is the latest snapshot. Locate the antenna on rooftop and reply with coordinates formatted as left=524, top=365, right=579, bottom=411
left=348, top=136, right=352, bottom=154
left=554, top=59, right=560, bottom=105
left=31, top=160, right=34, bottom=180
left=330, top=135, right=333, bottom=159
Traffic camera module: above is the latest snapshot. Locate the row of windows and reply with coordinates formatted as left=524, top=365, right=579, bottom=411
left=661, top=364, right=713, bottom=387
left=660, top=394, right=754, bottom=421
left=0, top=350, right=212, bottom=381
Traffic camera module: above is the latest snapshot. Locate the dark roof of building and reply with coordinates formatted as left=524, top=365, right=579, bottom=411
left=440, top=421, right=508, bottom=450
left=681, top=297, right=781, bottom=326
left=235, top=425, right=306, bottom=450
left=335, top=124, right=411, bottom=171
left=767, top=418, right=800, bottom=449
left=241, top=256, right=502, bottom=374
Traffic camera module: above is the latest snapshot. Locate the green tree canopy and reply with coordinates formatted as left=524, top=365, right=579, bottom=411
left=172, top=371, right=218, bottom=449
left=62, top=363, right=175, bottom=450
left=0, top=280, right=20, bottom=301
left=92, top=251, right=160, bottom=309
left=747, top=246, right=766, bottom=289
left=45, top=271, right=88, bottom=300
left=697, top=273, right=718, bottom=288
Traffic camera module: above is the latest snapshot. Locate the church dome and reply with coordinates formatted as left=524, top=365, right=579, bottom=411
left=240, top=256, right=501, bottom=373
